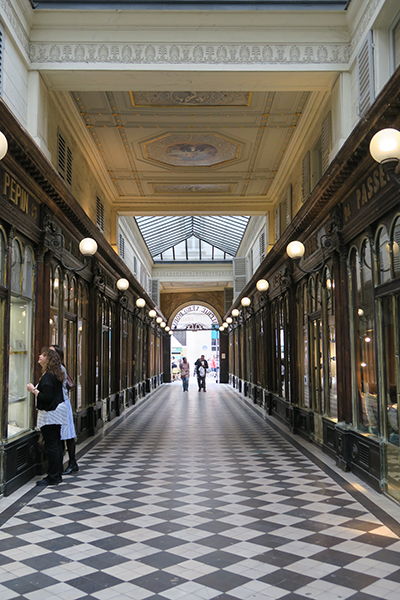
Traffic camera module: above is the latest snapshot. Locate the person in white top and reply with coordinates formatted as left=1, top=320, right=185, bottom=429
left=50, top=345, right=79, bottom=475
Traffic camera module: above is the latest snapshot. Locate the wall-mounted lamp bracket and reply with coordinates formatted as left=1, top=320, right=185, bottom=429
left=380, top=159, right=400, bottom=190
left=47, top=231, right=91, bottom=273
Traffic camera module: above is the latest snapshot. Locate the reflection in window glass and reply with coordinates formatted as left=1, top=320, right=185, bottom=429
left=381, top=295, right=399, bottom=445
left=377, top=227, right=391, bottom=285
left=77, top=285, right=88, bottom=410
left=392, top=217, right=400, bottom=278
left=0, top=230, right=5, bottom=287
left=350, top=243, right=378, bottom=434
left=326, top=269, right=337, bottom=420
left=50, top=268, right=60, bottom=346
left=11, top=240, right=21, bottom=294
left=9, top=298, right=32, bottom=437
left=22, top=247, right=33, bottom=298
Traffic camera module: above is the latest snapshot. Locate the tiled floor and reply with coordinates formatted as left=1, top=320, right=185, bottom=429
left=1, top=382, right=400, bottom=600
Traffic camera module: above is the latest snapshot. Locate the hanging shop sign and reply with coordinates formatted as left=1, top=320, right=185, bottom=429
left=0, top=166, right=40, bottom=226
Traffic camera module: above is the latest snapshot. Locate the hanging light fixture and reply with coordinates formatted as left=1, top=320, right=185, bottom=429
left=116, top=278, right=129, bottom=291
left=0, top=132, right=8, bottom=161
left=369, top=128, right=400, bottom=190
left=256, top=279, right=269, bottom=292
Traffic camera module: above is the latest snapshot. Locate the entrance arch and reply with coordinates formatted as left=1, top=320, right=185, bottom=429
left=168, top=303, right=222, bottom=383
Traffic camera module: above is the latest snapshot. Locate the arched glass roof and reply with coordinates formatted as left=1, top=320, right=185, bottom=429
left=135, top=216, right=249, bottom=261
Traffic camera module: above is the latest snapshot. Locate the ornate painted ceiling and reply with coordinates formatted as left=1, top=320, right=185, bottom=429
left=73, top=89, right=310, bottom=216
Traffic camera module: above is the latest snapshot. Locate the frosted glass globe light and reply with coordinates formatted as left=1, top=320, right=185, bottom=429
left=160, top=321, right=166, bottom=328
left=223, top=322, right=228, bottom=328
left=370, top=128, right=400, bottom=163
left=219, top=326, right=224, bottom=331
left=165, top=326, right=170, bottom=331
left=169, top=330, right=173, bottom=335
left=241, top=297, right=251, bottom=307
left=256, top=279, right=269, bottom=292
left=0, top=132, right=8, bottom=160
left=149, top=309, right=157, bottom=318
left=287, top=241, right=305, bottom=260
left=156, top=316, right=163, bottom=324
left=136, top=297, right=146, bottom=308
left=231, top=309, right=239, bottom=317
left=79, top=238, right=98, bottom=256
left=117, top=278, right=129, bottom=291
left=226, top=317, right=233, bottom=324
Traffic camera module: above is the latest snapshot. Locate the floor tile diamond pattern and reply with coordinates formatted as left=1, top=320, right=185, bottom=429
left=1, top=383, right=400, bottom=599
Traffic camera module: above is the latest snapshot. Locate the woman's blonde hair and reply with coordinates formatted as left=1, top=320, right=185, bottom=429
left=41, top=347, right=64, bottom=382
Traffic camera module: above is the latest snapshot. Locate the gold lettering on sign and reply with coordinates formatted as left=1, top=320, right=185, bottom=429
left=2, top=171, right=30, bottom=214
left=344, top=204, right=352, bottom=222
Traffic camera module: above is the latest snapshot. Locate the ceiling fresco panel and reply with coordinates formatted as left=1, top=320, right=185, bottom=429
left=143, top=133, right=240, bottom=168
left=130, top=91, right=252, bottom=107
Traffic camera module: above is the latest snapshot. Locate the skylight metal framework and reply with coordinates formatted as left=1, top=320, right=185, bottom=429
left=135, top=216, right=249, bottom=261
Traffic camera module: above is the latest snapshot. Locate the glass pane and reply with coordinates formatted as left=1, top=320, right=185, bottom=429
left=22, top=247, right=34, bottom=299
left=11, top=240, right=21, bottom=294
left=53, top=268, right=60, bottom=308
left=69, top=279, right=76, bottom=313
left=77, top=285, right=88, bottom=410
left=392, top=217, right=400, bottom=279
left=354, top=242, right=378, bottom=433
left=0, top=231, right=5, bottom=287
left=8, top=297, right=32, bottom=437
left=377, top=227, right=391, bottom=285
left=326, top=270, right=337, bottom=420
left=64, top=276, right=69, bottom=312
left=303, top=285, right=310, bottom=409
left=381, top=295, right=399, bottom=445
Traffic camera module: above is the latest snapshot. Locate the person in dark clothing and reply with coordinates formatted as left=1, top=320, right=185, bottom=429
left=195, top=355, right=208, bottom=392
left=27, top=348, right=67, bottom=486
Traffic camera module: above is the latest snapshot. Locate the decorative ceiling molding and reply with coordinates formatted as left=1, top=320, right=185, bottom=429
left=29, top=43, right=350, bottom=67
left=1, top=0, right=30, bottom=57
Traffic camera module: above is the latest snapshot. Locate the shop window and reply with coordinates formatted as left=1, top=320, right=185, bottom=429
left=50, top=267, right=60, bottom=345
left=376, top=227, right=391, bottom=286
left=0, top=228, right=5, bottom=286
left=63, top=274, right=77, bottom=410
left=77, top=284, right=88, bottom=410
left=272, top=296, right=289, bottom=399
left=8, top=240, right=33, bottom=438
left=325, top=268, right=337, bottom=420
left=120, top=309, right=129, bottom=390
left=349, top=242, right=378, bottom=434
left=391, top=217, right=400, bottom=278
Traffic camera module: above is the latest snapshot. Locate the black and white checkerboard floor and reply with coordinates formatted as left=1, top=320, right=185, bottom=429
left=1, top=383, right=400, bottom=600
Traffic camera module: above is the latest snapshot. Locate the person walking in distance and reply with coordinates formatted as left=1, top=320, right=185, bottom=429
left=195, top=354, right=208, bottom=392
left=180, top=357, right=190, bottom=392
left=50, top=345, right=79, bottom=475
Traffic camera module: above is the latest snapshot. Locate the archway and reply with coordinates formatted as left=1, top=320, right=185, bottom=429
left=168, top=303, right=222, bottom=383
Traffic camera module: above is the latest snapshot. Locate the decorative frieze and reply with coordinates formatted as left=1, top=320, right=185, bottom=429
left=29, top=43, right=351, bottom=67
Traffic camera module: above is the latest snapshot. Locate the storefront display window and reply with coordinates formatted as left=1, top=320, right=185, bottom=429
left=63, top=274, right=77, bottom=410
left=349, top=242, right=378, bottom=434
left=8, top=241, right=33, bottom=438
left=325, top=268, right=337, bottom=420
left=77, top=284, right=88, bottom=410
left=376, top=227, right=391, bottom=286
left=50, top=267, right=60, bottom=345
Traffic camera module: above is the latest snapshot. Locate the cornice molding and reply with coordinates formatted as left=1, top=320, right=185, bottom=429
left=29, top=42, right=350, bottom=67
left=153, top=268, right=233, bottom=278
left=1, top=0, right=30, bottom=58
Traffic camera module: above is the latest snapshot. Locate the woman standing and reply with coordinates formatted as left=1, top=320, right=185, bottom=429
left=27, top=347, right=67, bottom=486
left=180, top=357, right=190, bottom=392
left=51, top=345, right=79, bottom=475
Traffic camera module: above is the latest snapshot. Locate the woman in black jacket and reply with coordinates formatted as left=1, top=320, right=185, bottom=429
left=27, top=347, right=67, bottom=486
